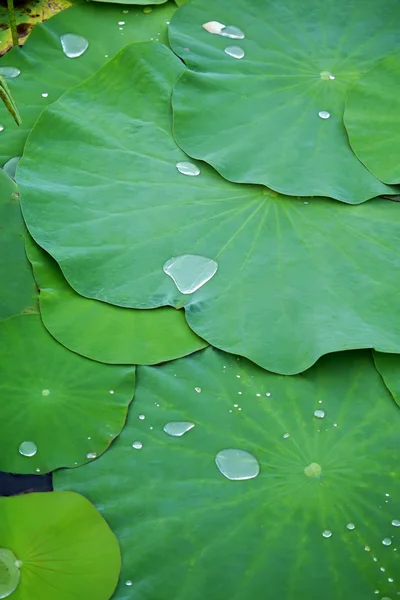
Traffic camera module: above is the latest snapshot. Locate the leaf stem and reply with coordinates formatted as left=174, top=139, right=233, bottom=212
left=7, top=0, right=19, bottom=47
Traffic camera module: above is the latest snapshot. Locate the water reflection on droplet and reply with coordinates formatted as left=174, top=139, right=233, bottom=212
left=346, top=523, right=355, bottom=530
left=392, top=519, right=400, bottom=527
left=314, top=409, right=325, bottom=419
left=304, top=462, right=322, bottom=478
left=132, top=441, right=143, bottom=449
left=0, top=548, right=21, bottom=598
left=220, top=25, right=245, bottom=39
left=163, top=422, right=195, bottom=437
left=382, top=538, right=392, bottom=546
left=2, top=156, right=20, bottom=179
left=322, top=530, right=332, bottom=538
left=163, top=254, right=218, bottom=294
left=60, top=33, right=89, bottom=59
left=86, top=452, right=97, bottom=459
left=18, top=441, right=37, bottom=457
left=318, top=111, right=331, bottom=120
left=0, top=66, right=20, bottom=78
left=176, top=161, right=200, bottom=176
left=224, top=46, right=245, bottom=59
left=215, top=448, right=260, bottom=481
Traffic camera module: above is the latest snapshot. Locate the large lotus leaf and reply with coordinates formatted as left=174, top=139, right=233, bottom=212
left=0, top=491, right=120, bottom=599
left=0, top=0, right=176, bottom=164
left=0, top=171, right=37, bottom=320
left=373, top=352, right=400, bottom=409
left=18, top=43, right=400, bottom=374
left=344, top=54, right=400, bottom=185
left=168, top=0, right=400, bottom=203
left=54, top=348, right=400, bottom=600
left=26, top=235, right=206, bottom=364
left=0, top=313, right=135, bottom=474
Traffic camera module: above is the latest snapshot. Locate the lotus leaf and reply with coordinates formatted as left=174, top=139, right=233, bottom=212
left=0, top=313, right=135, bottom=474
left=0, top=0, right=176, bottom=164
left=0, top=171, right=37, bottom=320
left=54, top=348, right=400, bottom=600
left=344, top=54, right=400, bottom=185
left=373, top=352, right=400, bottom=409
left=26, top=235, right=206, bottom=364
left=0, top=491, right=120, bottom=599
left=18, top=43, right=400, bottom=374
left=169, top=0, right=400, bottom=203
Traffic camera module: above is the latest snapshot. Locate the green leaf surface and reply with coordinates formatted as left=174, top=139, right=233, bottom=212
left=26, top=235, right=207, bottom=364
left=54, top=348, right=400, bottom=600
left=373, top=352, right=400, bottom=409
left=0, top=0, right=176, bottom=164
left=18, top=43, right=400, bottom=374
left=0, top=491, right=120, bottom=600
left=0, top=170, right=37, bottom=320
left=0, top=313, right=135, bottom=474
left=344, top=54, right=400, bottom=185
left=169, top=0, right=400, bottom=203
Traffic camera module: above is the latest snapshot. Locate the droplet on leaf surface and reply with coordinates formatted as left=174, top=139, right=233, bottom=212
left=176, top=161, right=200, bottom=176
left=314, top=409, right=325, bottom=418
left=0, top=67, right=20, bottom=79
left=382, top=538, right=392, bottom=546
left=163, top=254, right=218, bottom=294
left=318, top=111, right=331, bottom=119
left=392, top=519, right=400, bottom=527
left=0, top=548, right=21, bottom=598
left=346, top=523, right=356, bottom=530
left=215, top=448, right=260, bottom=481
left=60, top=34, right=89, bottom=59
left=304, top=462, right=322, bottom=478
left=220, top=25, right=245, bottom=39
left=224, top=46, right=245, bottom=59
left=18, top=441, right=37, bottom=457
left=132, top=441, right=143, bottom=449
left=202, top=21, right=225, bottom=34
left=322, top=530, right=332, bottom=538
left=163, top=422, right=195, bottom=437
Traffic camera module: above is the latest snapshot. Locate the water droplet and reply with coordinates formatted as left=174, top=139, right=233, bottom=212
left=238, top=391, right=242, bottom=395
left=194, top=387, right=202, bottom=393
left=0, top=548, right=21, bottom=598
left=0, top=66, right=20, bottom=79
left=322, top=530, right=332, bottom=538
left=138, top=414, right=145, bottom=420
left=0, top=125, right=4, bottom=132
left=365, top=545, right=371, bottom=552
left=386, top=493, right=390, bottom=497
left=392, top=520, right=400, bottom=527
left=220, top=25, right=245, bottom=39
left=109, top=390, right=114, bottom=394
left=346, top=523, right=355, bottom=530
left=266, top=392, right=271, bottom=397
left=2, top=156, right=20, bottom=179
left=320, top=71, right=335, bottom=80
left=163, top=422, right=195, bottom=437
left=176, top=161, right=200, bottom=176
left=18, top=441, right=37, bottom=457
left=143, top=6, right=152, bottom=13
left=333, top=423, right=338, bottom=427
left=304, top=462, right=322, bottom=478
left=132, top=441, right=143, bottom=449
left=118, top=21, right=125, bottom=25
left=224, top=46, right=245, bottom=59
left=373, top=557, right=378, bottom=562
left=381, top=567, right=386, bottom=571
left=215, top=448, right=260, bottom=481
left=383, top=538, right=392, bottom=546
left=283, top=433, right=290, bottom=439
left=60, top=33, right=89, bottom=59
left=314, top=409, right=325, bottom=419
left=125, top=580, right=133, bottom=586
left=236, top=375, right=241, bottom=379
left=41, top=389, right=50, bottom=396
left=35, top=468, right=40, bottom=473
left=41, top=92, right=48, bottom=98
left=163, top=254, right=218, bottom=294
left=381, top=597, right=392, bottom=600
left=122, top=9, right=129, bottom=13
left=256, top=393, right=261, bottom=397
left=318, top=110, right=331, bottom=120
left=202, top=21, right=225, bottom=34
left=388, top=578, right=394, bottom=583
left=86, top=452, right=97, bottom=459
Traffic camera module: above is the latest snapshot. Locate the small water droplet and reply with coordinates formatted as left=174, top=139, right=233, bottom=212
left=236, top=374, right=241, bottom=379
left=346, top=523, right=355, bottom=530
left=41, top=389, right=50, bottom=396
left=256, top=393, right=261, bottom=397
left=143, top=6, right=152, bottom=13
left=0, top=125, right=4, bottom=132
left=386, top=493, right=390, bottom=497
left=41, top=92, right=48, bottom=98
left=0, top=66, right=20, bottom=78
left=383, top=538, right=392, bottom=546
left=283, top=433, right=290, bottom=439
left=109, top=390, right=114, bottom=394
left=318, top=110, right=331, bottom=119
left=194, top=387, right=202, bottom=393
left=215, top=448, right=260, bottom=481
left=304, top=462, right=322, bottom=478
left=35, top=468, right=40, bottom=473
left=392, top=520, right=400, bottom=527
left=163, top=254, right=218, bottom=294
left=224, top=45, right=245, bottom=59
left=238, top=391, right=242, bottom=395
left=365, top=546, right=371, bottom=552
left=220, top=25, right=245, bottom=39
left=381, top=567, right=386, bottom=572
left=118, top=21, right=125, bottom=25
left=381, top=597, right=392, bottom=600
left=138, top=414, right=145, bottom=420
left=125, top=580, right=133, bottom=586
left=389, top=578, right=394, bottom=583
left=176, top=161, right=200, bottom=176
left=333, top=423, right=338, bottom=427
left=132, top=441, right=143, bottom=449
left=202, top=21, right=225, bottom=34
left=373, top=557, right=378, bottom=562
left=314, top=409, right=325, bottom=419
left=320, top=71, right=335, bottom=80
left=2, top=156, right=20, bottom=179
left=18, top=441, right=37, bottom=457
left=163, top=422, right=195, bottom=437
left=322, top=530, right=332, bottom=538
left=122, top=9, right=129, bottom=13
left=60, top=33, right=89, bottom=59
left=86, top=452, right=97, bottom=459
left=266, top=392, right=271, bottom=397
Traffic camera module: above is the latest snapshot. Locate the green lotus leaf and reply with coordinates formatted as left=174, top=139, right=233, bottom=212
left=0, top=0, right=176, bottom=164
left=26, top=235, right=206, bottom=364
left=18, top=43, right=400, bottom=374
left=344, top=54, right=400, bottom=185
left=169, top=0, right=400, bottom=203
left=0, top=171, right=37, bottom=321
left=373, top=352, right=400, bottom=409
left=0, top=313, right=135, bottom=474
left=54, top=348, right=400, bottom=599
left=0, top=491, right=120, bottom=599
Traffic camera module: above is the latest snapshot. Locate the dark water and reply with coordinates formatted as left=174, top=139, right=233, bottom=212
left=0, top=471, right=52, bottom=496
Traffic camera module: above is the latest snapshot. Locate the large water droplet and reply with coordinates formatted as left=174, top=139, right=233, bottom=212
left=318, top=111, right=331, bottom=120
left=0, top=66, right=20, bottom=79
left=0, top=548, right=21, bottom=598
left=18, top=441, right=37, bottom=457
left=176, top=161, right=200, bottom=176
left=314, top=409, right=325, bottom=419
left=220, top=25, right=245, bottom=39
left=391, top=519, right=400, bottom=527
left=163, top=422, right=195, bottom=437
left=322, top=530, right=332, bottom=538
left=224, top=46, right=245, bottom=59
left=382, top=538, right=392, bottom=546
left=304, top=462, right=322, bottom=478
left=60, top=34, right=89, bottom=59
left=215, top=448, right=260, bottom=481
left=202, top=21, right=225, bottom=34
left=2, top=156, right=20, bottom=180
left=346, top=523, right=355, bottom=530
left=163, top=254, right=218, bottom=294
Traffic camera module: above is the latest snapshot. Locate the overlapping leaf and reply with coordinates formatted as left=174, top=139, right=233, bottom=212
left=0, top=313, right=135, bottom=474
left=169, top=0, right=400, bottom=203
left=0, top=491, right=120, bottom=599
left=18, top=43, right=400, bottom=374
left=54, top=348, right=400, bottom=600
